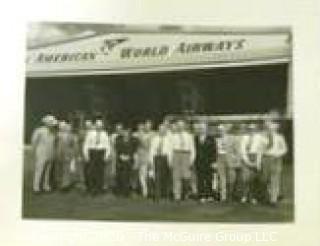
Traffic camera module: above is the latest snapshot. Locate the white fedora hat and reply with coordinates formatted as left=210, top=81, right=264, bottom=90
left=42, top=115, right=57, bottom=126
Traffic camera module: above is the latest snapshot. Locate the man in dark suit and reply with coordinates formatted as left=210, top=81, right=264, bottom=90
left=115, top=127, right=139, bottom=197
left=194, top=122, right=217, bottom=203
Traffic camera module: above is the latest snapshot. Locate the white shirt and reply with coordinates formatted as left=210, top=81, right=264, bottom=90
left=82, top=130, right=111, bottom=160
left=240, top=133, right=265, bottom=167
left=170, top=131, right=196, bottom=164
left=149, top=133, right=174, bottom=165
left=110, top=132, right=120, bottom=147
left=262, top=133, right=288, bottom=157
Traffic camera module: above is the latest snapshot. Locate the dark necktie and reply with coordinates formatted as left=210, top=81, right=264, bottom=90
left=267, top=133, right=274, bottom=150
left=180, top=133, right=185, bottom=149
left=96, top=132, right=101, bottom=146
left=200, top=135, right=206, bottom=144
left=247, top=135, right=253, bottom=152
left=157, top=136, right=164, bottom=155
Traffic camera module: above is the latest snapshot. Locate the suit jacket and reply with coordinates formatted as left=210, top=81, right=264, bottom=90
left=31, top=126, right=56, bottom=161
left=194, top=135, right=217, bottom=170
left=115, top=135, right=139, bottom=163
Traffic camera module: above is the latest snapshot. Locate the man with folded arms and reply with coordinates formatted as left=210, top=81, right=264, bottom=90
left=240, top=123, right=265, bottom=204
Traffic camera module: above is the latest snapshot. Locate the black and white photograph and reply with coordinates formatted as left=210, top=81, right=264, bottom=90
left=23, top=22, right=294, bottom=222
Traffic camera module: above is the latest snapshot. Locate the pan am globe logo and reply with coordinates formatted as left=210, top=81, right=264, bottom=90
left=100, top=37, right=129, bottom=55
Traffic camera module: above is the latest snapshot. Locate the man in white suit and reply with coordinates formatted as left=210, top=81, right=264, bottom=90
left=261, top=121, right=288, bottom=205
left=133, top=121, right=154, bottom=198
left=171, top=120, right=196, bottom=201
left=31, top=115, right=57, bottom=193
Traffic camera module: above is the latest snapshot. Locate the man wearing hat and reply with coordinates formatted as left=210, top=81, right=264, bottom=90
left=240, top=123, right=265, bottom=204
left=83, top=120, right=111, bottom=195
left=261, top=121, right=287, bottom=205
left=31, top=115, right=57, bottom=193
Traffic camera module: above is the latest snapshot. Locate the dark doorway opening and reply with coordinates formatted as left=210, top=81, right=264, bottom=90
left=25, top=63, right=288, bottom=142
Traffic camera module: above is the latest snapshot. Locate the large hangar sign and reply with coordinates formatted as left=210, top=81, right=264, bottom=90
left=26, top=32, right=291, bottom=76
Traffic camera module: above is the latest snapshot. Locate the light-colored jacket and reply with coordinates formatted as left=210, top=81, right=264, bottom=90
left=240, top=133, right=265, bottom=169
left=262, top=133, right=288, bottom=158
left=149, top=133, right=174, bottom=166
left=170, top=131, right=196, bottom=164
left=56, top=131, right=79, bottom=161
left=31, top=126, right=56, bottom=161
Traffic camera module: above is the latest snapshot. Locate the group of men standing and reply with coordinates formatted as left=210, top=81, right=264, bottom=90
left=30, top=114, right=288, bottom=206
